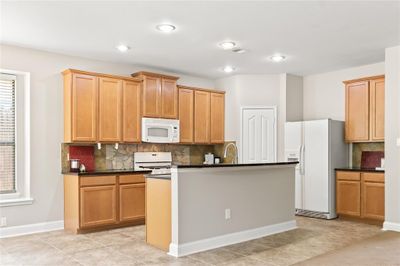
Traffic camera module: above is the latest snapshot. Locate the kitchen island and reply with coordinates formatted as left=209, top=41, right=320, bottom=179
left=145, top=162, right=298, bottom=257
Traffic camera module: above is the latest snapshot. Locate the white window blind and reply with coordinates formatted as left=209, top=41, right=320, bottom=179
left=0, top=74, right=16, bottom=194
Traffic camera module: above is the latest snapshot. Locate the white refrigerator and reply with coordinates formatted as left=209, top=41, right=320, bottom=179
left=285, top=119, right=348, bottom=219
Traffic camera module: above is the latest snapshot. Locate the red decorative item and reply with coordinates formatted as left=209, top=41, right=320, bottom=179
left=69, top=146, right=95, bottom=171
left=361, top=151, right=384, bottom=169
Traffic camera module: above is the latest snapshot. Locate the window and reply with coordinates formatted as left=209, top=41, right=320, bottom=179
left=0, top=70, right=32, bottom=206
left=0, top=74, right=16, bottom=194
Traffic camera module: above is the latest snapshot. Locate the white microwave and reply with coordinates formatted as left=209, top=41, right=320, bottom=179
left=142, top=118, right=180, bottom=143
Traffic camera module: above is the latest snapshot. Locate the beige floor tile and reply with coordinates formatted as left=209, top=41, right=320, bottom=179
left=220, top=256, right=275, bottom=266
left=222, top=239, right=272, bottom=256
left=85, top=231, right=135, bottom=247
left=188, top=248, right=245, bottom=265
left=71, top=246, right=135, bottom=266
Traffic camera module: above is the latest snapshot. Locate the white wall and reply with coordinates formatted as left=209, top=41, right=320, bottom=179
left=0, top=44, right=215, bottom=227
left=215, top=74, right=285, bottom=160
left=303, top=62, right=385, bottom=121
left=384, top=45, right=400, bottom=231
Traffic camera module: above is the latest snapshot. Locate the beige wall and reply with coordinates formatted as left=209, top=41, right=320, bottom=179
left=303, top=62, right=385, bottom=121
left=172, top=165, right=295, bottom=244
left=0, top=44, right=214, bottom=227
left=384, top=45, right=400, bottom=229
left=286, top=74, right=303, bottom=122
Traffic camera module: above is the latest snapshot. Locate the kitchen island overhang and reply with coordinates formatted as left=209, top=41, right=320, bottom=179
left=169, top=162, right=298, bottom=257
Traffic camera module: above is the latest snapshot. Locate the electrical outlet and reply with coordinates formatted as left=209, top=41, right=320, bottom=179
left=225, top=209, right=231, bottom=220
left=0, top=217, right=7, bottom=227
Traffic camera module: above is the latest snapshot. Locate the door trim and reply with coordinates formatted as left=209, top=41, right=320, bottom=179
left=240, top=106, right=277, bottom=163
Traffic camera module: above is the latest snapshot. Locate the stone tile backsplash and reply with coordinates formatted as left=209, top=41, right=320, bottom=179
left=62, top=141, right=236, bottom=172
left=352, top=142, right=384, bottom=168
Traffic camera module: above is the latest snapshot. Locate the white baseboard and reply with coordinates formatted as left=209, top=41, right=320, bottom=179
left=0, top=220, right=64, bottom=238
left=383, top=221, right=400, bottom=232
left=168, top=220, right=297, bottom=257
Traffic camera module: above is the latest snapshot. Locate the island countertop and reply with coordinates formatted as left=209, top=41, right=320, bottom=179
left=174, top=161, right=298, bottom=168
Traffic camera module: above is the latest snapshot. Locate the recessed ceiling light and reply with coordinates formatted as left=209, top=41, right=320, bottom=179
left=116, top=44, right=130, bottom=52
left=232, top=48, right=246, bottom=54
left=156, top=24, right=176, bottom=33
left=219, top=41, right=236, bottom=50
left=270, top=54, right=286, bottom=62
left=223, top=66, right=235, bottom=73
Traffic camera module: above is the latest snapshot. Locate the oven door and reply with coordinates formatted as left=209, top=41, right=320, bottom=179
left=142, top=124, right=174, bottom=143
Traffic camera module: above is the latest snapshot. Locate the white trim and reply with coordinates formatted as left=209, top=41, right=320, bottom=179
left=383, top=221, right=400, bottom=232
left=0, top=220, right=64, bottom=238
left=168, top=220, right=296, bottom=257
left=0, top=69, right=31, bottom=205
left=0, top=197, right=34, bottom=207
left=239, top=106, right=278, bottom=164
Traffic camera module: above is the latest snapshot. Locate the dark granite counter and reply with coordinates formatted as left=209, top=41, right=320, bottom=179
left=335, top=167, right=384, bottom=173
left=174, top=161, right=298, bottom=169
left=63, top=169, right=151, bottom=176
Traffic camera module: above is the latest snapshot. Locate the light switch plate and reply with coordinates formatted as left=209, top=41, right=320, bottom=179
left=397, top=138, right=400, bottom=147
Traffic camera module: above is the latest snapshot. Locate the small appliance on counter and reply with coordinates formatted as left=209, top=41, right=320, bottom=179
left=204, top=153, right=214, bottom=165
left=214, top=157, right=221, bottom=164
left=70, top=159, right=81, bottom=172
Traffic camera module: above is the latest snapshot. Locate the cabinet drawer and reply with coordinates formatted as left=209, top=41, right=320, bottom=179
left=336, top=171, right=361, bottom=181
left=119, top=174, right=145, bottom=184
left=362, top=173, right=384, bottom=183
left=80, top=175, right=116, bottom=187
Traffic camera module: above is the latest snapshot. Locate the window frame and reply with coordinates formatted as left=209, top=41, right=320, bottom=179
left=0, top=69, right=33, bottom=207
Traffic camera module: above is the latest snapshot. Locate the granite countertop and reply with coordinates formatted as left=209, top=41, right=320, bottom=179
left=174, top=161, right=298, bottom=168
left=335, top=167, right=384, bottom=173
left=63, top=169, right=151, bottom=176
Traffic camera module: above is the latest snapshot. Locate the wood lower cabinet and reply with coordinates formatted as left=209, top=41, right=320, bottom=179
left=336, top=171, right=384, bottom=222
left=119, top=183, right=145, bottom=222
left=98, top=77, right=122, bottom=142
left=344, top=75, right=385, bottom=142
left=80, top=185, right=117, bottom=228
left=64, top=174, right=145, bottom=233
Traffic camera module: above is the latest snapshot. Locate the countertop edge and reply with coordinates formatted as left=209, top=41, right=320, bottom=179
left=62, top=170, right=151, bottom=176
left=174, top=162, right=298, bottom=169
left=335, top=168, right=385, bottom=173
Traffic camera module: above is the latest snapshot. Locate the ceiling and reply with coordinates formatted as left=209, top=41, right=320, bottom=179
left=1, top=1, right=399, bottom=79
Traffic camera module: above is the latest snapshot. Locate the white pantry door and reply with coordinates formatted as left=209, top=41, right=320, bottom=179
left=241, top=107, right=276, bottom=163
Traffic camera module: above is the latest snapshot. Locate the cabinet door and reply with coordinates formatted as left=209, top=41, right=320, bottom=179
left=98, top=77, right=122, bottom=142
left=71, top=74, right=98, bottom=142
left=179, top=88, right=194, bottom=143
left=122, top=81, right=141, bottom=142
left=161, top=78, right=178, bottom=119
left=345, top=81, right=369, bottom=142
left=362, top=181, right=385, bottom=220
left=80, top=185, right=117, bottom=228
left=336, top=180, right=361, bottom=217
left=143, top=76, right=161, bottom=117
left=119, top=183, right=145, bottom=222
left=370, top=78, right=385, bottom=141
left=210, top=93, right=225, bottom=143
left=194, top=90, right=211, bottom=143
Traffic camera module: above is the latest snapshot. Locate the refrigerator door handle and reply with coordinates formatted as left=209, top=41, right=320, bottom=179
left=300, top=145, right=305, bottom=175
left=302, top=145, right=306, bottom=175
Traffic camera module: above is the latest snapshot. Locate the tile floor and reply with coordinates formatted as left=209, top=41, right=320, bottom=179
left=0, top=217, right=382, bottom=266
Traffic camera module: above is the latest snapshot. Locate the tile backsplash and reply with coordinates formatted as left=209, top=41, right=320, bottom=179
left=62, top=142, right=236, bottom=172
left=352, top=142, right=384, bottom=168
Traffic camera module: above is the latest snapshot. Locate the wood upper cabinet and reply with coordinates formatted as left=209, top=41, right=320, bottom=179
left=142, top=76, right=161, bottom=117
left=131, top=72, right=179, bottom=119
left=161, top=78, right=178, bottom=118
left=370, top=78, right=385, bottom=141
left=344, top=75, right=385, bottom=142
left=80, top=184, right=117, bottom=228
left=345, top=81, right=370, bottom=142
left=194, top=90, right=211, bottom=143
left=119, top=183, right=145, bottom=222
left=178, top=87, right=194, bottom=143
left=122, top=80, right=141, bottom=142
left=98, top=77, right=122, bottom=142
left=64, top=73, right=98, bottom=142
left=210, top=92, right=225, bottom=143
